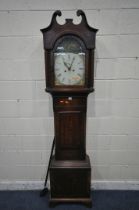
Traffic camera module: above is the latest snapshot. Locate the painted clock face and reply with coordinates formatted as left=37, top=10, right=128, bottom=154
left=54, top=36, right=85, bottom=86
left=54, top=52, right=85, bottom=85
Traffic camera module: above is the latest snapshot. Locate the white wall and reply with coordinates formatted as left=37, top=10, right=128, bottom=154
left=0, top=0, right=139, bottom=189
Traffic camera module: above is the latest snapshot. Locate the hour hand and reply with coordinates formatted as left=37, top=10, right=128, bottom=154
left=64, top=62, right=69, bottom=69
left=62, top=58, right=69, bottom=69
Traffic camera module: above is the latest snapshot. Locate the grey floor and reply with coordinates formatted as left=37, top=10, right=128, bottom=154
left=0, top=190, right=139, bottom=210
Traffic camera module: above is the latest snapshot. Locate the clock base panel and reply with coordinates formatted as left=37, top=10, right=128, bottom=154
left=49, top=155, right=92, bottom=207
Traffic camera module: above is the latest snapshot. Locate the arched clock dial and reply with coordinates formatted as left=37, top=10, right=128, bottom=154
left=53, top=35, right=86, bottom=86
left=54, top=52, right=85, bottom=85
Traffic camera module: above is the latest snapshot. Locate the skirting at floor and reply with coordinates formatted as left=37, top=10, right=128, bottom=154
left=1, top=180, right=139, bottom=190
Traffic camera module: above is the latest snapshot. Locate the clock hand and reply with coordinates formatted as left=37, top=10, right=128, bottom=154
left=69, top=56, right=75, bottom=70
left=64, top=62, right=70, bottom=69
left=62, top=57, right=70, bottom=70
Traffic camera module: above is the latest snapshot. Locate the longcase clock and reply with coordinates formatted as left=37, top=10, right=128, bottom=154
left=41, top=10, right=98, bottom=207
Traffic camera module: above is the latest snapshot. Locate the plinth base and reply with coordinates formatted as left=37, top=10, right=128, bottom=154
left=49, top=155, right=92, bottom=207
left=49, top=198, right=92, bottom=208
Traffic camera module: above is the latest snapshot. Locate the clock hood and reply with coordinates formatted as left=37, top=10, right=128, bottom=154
left=41, top=10, right=98, bottom=50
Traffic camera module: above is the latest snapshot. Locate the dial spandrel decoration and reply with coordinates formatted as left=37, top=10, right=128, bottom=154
left=54, top=36, right=85, bottom=86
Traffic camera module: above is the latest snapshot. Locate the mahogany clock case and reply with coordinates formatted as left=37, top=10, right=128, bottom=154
left=41, top=10, right=98, bottom=207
